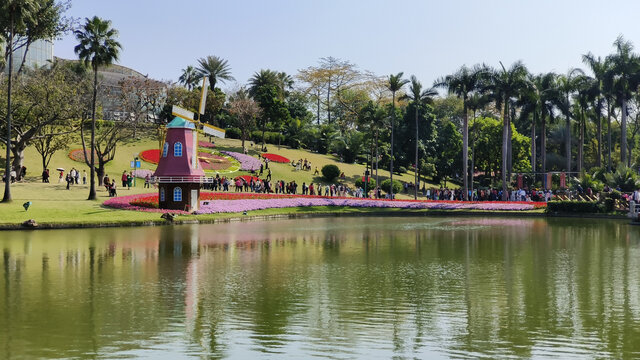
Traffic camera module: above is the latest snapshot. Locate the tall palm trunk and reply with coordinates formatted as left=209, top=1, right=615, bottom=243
left=375, top=129, right=379, bottom=188
left=390, top=92, right=395, bottom=199
left=502, top=100, right=509, bottom=200
left=414, top=104, right=419, bottom=200
left=578, top=107, right=584, bottom=173
left=565, top=94, right=571, bottom=173
left=88, top=64, right=98, bottom=200
left=621, top=97, right=627, bottom=165
left=2, top=17, right=14, bottom=203
left=541, top=111, right=547, bottom=174
left=607, top=99, right=612, bottom=172
left=596, top=103, right=602, bottom=168
left=462, top=97, right=469, bottom=201
left=531, top=110, right=536, bottom=173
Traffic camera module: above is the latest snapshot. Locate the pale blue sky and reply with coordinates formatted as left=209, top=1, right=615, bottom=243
left=55, top=0, right=640, bottom=89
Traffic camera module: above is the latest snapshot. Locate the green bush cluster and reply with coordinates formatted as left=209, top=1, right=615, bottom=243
left=321, top=164, right=341, bottom=180
left=381, top=179, right=402, bottom=194
left=546, top=201, right=603, bottom=213
left=250, top=130, right=285, bottom=145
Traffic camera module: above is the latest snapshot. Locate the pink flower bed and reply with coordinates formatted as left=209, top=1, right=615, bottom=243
left=104, top=192, right=545, bottom=215
left=198, top=140, right=216, bottom=148
left=132, top=169, right=154, bottom=179
left=195, top=197, right=538, bottom=214
left=221, top=151, right=261, bottom=171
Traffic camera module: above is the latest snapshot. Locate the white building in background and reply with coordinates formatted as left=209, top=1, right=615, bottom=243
left=2, top=39, right=54, bottom=73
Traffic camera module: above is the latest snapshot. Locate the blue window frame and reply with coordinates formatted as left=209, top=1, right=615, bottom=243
left=160, top=188, right=165, bottom=201
left=162, top=142, right=168, bottom=157
left=173, top=187, right=182, bottom=202
left=174, top=142, right=183, bottom=157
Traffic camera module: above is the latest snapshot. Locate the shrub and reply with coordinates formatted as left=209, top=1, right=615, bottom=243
left=546, top=201, right=602, bottom=214
left=395, top=166, right=407, bottom=174
left=603, top=198, right=616, bottom=212
left=355, top=177, right=376, bottom=189
left=322, top=164, right=341, bottom=180
left=381, top=179, right=402, bottom=194
left=225, top=127, right=241, bottom=139
left=608, top=189, right=622, bottom=200
left=605, top=166, right=640, bottom=192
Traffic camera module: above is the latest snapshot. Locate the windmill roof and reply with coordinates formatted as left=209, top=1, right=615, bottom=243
left=167, top=117, right=195, bottom=129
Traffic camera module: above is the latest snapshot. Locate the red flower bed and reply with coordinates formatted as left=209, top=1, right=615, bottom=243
left=198, top=140, right=216, bottom=148
left=140, top=149, right=160, bottom=164
left=68, top=149, right=98, bottom=163
left=261, top=153, right=289, bottom=163
left=198, top=152, right=232, bottom=171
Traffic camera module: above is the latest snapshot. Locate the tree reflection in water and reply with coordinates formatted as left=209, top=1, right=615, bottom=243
left=0, top=217, right=638, bottom=359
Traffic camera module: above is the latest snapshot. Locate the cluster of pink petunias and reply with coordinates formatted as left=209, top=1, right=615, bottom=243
left=195, top=198, right=536, bottom=214
left=132, top=169, right=154, bottom=179
left=221, top=151, right=261, bottom=171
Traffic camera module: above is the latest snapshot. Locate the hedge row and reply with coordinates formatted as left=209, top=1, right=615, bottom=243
left=546, top=201, right=603, bottom=213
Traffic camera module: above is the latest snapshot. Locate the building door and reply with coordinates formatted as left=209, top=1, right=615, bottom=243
left=191, top=189, right=198, bottom=211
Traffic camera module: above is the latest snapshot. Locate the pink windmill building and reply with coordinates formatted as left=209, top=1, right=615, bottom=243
left=153, top=116, right=205, bottom=211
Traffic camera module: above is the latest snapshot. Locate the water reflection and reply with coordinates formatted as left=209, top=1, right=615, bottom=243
left=0, top=217, right=639, bottom=359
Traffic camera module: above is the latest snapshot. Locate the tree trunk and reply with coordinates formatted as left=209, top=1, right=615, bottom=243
left=390, top=92, right=395, bottom=199
left=565, top=105, right=571, bottom=173
left=10, top=144, right=25, bottom=181
left=607, top=100, right=612, bottom=172
left=541, top=111, right=546, bottom=174
left=502, top=101, right=509, bottom=200
left=96, top=164, right=104, bottom=187
left=375, top=129, right=379, bottom=188
left=597, top=106, right=602, bottom=168
left=88, top=65, right=98, bottom=200
left=531, top=111, right=536, bottom=173
left=241, top=130, right=246, bottom=150
left=578, top=109, right=584, bottom=174
left=621, top=97, right=627, bottom=165
left=415, top=104, right=419, bottom=200
left=327, top=80, right=331, bottom=124
left=462, top=97, right=469, bottom=201
left=317, top=89, right=321, bottom=125
left=2, top=17, right=14, bottom=203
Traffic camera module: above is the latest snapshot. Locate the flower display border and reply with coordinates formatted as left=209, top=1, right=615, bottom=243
left=261, top=153, right=290, bottom=163
left=139, top=149, right=160, bottom=164
left=104, top=192, right=546, bottom=215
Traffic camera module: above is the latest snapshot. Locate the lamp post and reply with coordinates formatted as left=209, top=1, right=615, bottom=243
left=364, top=170, right=370, bottom=198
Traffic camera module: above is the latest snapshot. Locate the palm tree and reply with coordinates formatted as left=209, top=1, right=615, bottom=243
left=573, top=75, right=595, bottom=173
left=74, top=16, right=121, bottom=200
left=485, top=61, right=529, bottom=200
left=555, top=68, right=584, bottom=173
left=403, top=75, right=436, bottom=199
left=178, top=65, right=199, bottom=90
left=601, top=59, right=616, bottom=172
left=2, top=0, right=38, bottom=203
left=608, top=36, right=640, bottom=166
left=582, top=53, right=607, bottom=168
left=386, top=73, right=409, bottom=199
left=196, top=55, right=234, bottom=90
left=248, top=69, right=279, bottom=98
left=435, top=64, right=486, bottom=200
left=467, top=93, right=491, bottom=197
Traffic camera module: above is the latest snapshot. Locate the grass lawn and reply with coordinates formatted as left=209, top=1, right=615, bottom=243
left=0, top=135, right=472, bottom=228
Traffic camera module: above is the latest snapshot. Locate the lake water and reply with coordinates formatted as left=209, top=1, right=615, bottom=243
left=1, top=216, right=639, bottom=359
